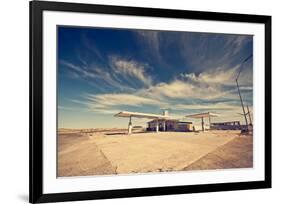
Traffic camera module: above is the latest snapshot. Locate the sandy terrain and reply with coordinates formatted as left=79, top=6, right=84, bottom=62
left=58, top=133, right=116, bottom=177
left=57, top=130, right=252, bottom=177
left=184, top=136, right=253, bottom=170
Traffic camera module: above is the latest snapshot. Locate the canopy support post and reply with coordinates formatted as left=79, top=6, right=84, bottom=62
left=128, top=116, right=132, bottom=135
left=201, top=117, right=205, bottom=131
left=209, top=113, right=211, bottom=130
left=155, top=120, right=159, bottom=133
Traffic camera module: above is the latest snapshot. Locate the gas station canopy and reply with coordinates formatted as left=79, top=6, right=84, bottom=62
left=185, top=112, right=218, bottom=118
left=115, top=111, right=169, bottom=134
left=185, top=112, right=218, bottom=131
left=115, top=111, right=168, bottom=119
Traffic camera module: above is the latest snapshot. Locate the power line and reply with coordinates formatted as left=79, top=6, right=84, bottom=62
left=236, top=54, right=252, bottom=81
left=236, top=54, right=253, bottom=132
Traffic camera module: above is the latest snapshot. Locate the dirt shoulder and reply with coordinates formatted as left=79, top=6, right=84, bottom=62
left=58, top=135, right=116, bottom=177
left=183, top=135, right=253, bottom=171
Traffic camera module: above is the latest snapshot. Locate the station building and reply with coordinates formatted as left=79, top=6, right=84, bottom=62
left=147, top=119, right=193, bottom=132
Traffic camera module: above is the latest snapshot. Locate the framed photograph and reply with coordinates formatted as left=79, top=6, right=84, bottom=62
left=30, top=0, right=271, bottom=203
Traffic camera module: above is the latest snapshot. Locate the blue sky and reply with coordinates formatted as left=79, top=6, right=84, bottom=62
left=58, top=26, right=253, bottom=128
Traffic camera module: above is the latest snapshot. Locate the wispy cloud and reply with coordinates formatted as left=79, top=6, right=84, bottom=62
left=181, top=65, right=239, bottom=86
left=143, top=80, right=224, bottom=100
left=225, top=36, right=252, bottom=55
left=70, top=93, right=167, bottom=115
left=110, top=56, right=152, bottom=87
left=135, top=31, right=161, bottom=59
left=172, top=102, right=240, bottom=111
left=140, top=71, right=236, bottom=101
left=69, top=65, right=248, bottom=115
left=61, top=54, right=155, bottom=91
left=60, top=60, right=134, bottom=91
left=179, top=33, right=252, bottom=73
left=87, top=93, right=165, bottom=107
left=58, top=105, right=88, bottom=112
left=81, top=33, right=105, bottom=62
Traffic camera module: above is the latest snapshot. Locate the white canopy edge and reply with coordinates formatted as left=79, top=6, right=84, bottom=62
left=185, top=112, right=218, bottom=118
left=115, top=111, right=168, bottom=119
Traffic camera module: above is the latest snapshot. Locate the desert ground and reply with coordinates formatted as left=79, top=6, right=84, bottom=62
left=57, top=129, right=253, bottom=177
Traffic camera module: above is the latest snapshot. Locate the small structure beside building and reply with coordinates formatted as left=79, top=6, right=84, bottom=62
left=177, top=122, right=193, bottom=132
left=147, top=119, right=193, bottom=132
left=211, top=121, right=241, bottom=130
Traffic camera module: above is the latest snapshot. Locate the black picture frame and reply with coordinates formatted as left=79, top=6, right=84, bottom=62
left=29, top=0, right=271, bottom=203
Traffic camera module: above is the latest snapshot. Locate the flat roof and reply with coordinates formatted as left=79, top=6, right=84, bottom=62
left=148, top=119, right=179, bottom=123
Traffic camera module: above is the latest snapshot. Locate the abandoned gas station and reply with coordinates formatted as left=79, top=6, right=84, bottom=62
left=114, top=110, right=221, bottom=134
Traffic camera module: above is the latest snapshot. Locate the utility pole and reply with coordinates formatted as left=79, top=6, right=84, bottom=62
left=236, top=55, right=252, bottom=132
left=247, top=105, right=252, bottom=125
left=236, top=78, right=248, bottom=131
